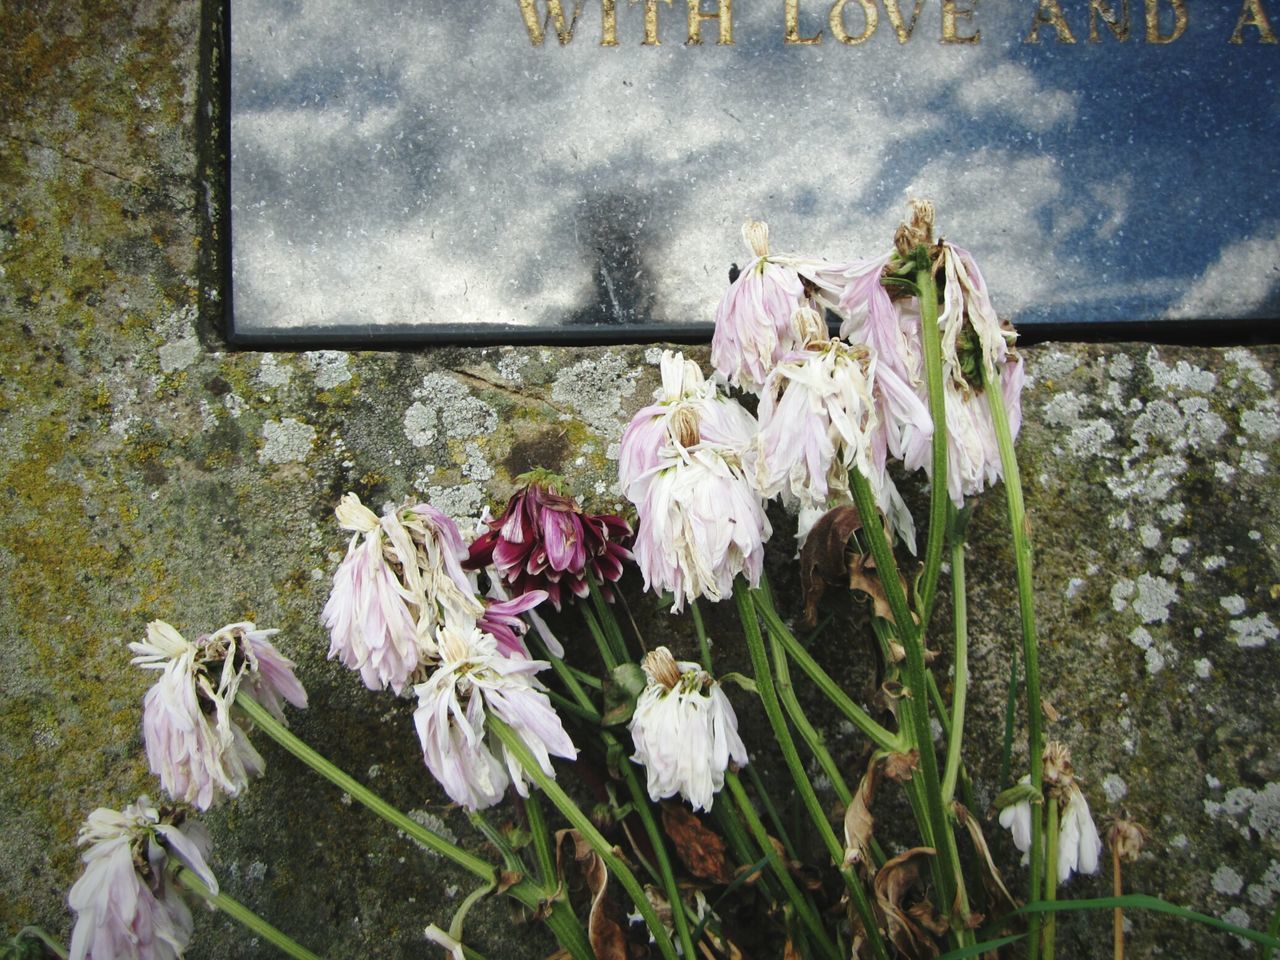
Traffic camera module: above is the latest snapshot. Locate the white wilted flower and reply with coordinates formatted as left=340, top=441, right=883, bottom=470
left=412, top=627, right=576, bottom=811
left=68, top=797, right=217, bottom=960
left=997, top=775, right=1035, bottom=858
left=711, top=220, right=827, bottom=393
left=323, top=493, right=484, bottom=694
left=1056, top=782, right=1102, bottom=883
left=130, top=620, right=307, bottom=810
left=629, top=647, right=748, bottom=812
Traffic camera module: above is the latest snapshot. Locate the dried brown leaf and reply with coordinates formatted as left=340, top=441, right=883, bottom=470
left=954, top=804, right=1019, bottom=916
left=843, top=756, right=880, bottom=868
left=661, top=803, right=733, bottom=884
left=783, top=937, right=801, bottom=960
left=799, top=505, right=866, bottom=626
left=873, top=847, right=943, bottom=960
left=497, top=870, right=523, bottom=894
left=883, top=751, right=920, bottom=782
left=556, top=829, right=628, bottom=960
left=1041, top=698, right=1061, bottom=722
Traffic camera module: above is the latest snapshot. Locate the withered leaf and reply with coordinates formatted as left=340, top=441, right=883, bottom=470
left=954, top=803, right=1019, bottom=917
left=497, top=870, right=523, bottom=894
left=783, top=938, right=801, bottom=960
left=883, top=751, right=920, bottom=783
left=1041, top=698, right=1061, bottom=723
left=800, top=505, right=866, bottom=626
left=843, top=756, right=880, bottom=868
left=661, top=803, right=733, bottom=884
left=556, top=829, right=628, bottom=960
left=873, top=847, right=943, bottom=960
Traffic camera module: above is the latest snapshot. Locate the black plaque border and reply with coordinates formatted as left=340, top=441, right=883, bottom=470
left=214, top=0, right=1277, bottom=351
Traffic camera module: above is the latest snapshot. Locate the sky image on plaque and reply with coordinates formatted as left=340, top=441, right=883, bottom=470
left=228, top=1, right=1280, bottom=342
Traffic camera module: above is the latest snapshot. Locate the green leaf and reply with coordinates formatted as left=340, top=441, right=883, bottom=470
left=717, top=672, right=758, bottom=694
left=937, top=932, right=1026, bottom=959
left=1011, top=895, right=1280, bottom=950
left=601, top=663, right=646, bottom=726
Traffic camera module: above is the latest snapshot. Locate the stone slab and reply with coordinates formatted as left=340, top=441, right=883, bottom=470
left=229, top=0, right=1280, bottom=342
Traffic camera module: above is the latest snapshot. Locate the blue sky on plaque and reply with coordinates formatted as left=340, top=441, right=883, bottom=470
left=229, top=1, right=1279, bottom=334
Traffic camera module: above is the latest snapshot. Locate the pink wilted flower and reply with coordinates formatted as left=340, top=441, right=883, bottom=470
left=323, top=493, right=484, bottom=693
left=934, top=242, right=1024, bottom=507
left=629, top=647, right=747, bottom=812
left=466, top=471, right=632, bottom=611
left=68, top=796, right=217, bottom=960
left=130, top=621, right=307, bottom=811
left=711, top=220, right=827, bottom=393
left=413, top=627, right=576, bottom=811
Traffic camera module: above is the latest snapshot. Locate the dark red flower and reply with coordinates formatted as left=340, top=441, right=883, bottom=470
left=467, top=474, right=632, bottom=610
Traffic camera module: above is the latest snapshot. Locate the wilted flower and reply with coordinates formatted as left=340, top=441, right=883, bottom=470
left=323, top=493, right=484, bottom=693
left=413, top=627, right=576, bottom=811
left=1057, top=782, right=1102, bottom=883
left=997, top=775, right=1036, bottom=859
left=130, top=620, right=307, bottom=810
left=467, top=472, right=632, bottom=611
left=629, top=647, right=747, bottom=812
left=618, top=350, right=759, bottom=499
left=631, top=448, right=771, bottom=613
left=711, top=220, right=827, bottom=393
left=68, top=797, right=217, bottom=960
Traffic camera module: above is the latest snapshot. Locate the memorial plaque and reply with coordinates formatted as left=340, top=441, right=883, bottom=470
left=227, top=1, right=1279, bottom=345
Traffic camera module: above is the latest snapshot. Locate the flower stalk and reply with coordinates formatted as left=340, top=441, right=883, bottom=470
left=915, top=250, right=950, bottom=626
left=174, top=867, right=322, bottom=960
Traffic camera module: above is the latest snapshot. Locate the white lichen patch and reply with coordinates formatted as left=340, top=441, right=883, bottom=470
left=550, top=352, right=639, bottom=438
left=1133, top=573, right=1177, bottom=624
left=462, top=442, right=493, bottom=482
left=495, top=352, right=530, bottom=384
left=222, top=392, right=246, bottom=418
left=1194, top=658, right=1212, bottom=679
left=1241, top=451, right=1269, bottom=475
left=1065, top=577, right=1085, bottom=600
left=1205, top=783, right=1280, bottom=845
left=1139, top=525, right=1161, bottom=549
left=1102, top=773, right=1128, bottom=803
left=1111, top=578, right=1135, bottom=612
left=157, top=336, right=199, bottom=373
left=1067, top=419, right=1115, bottom=457
left=1212, top=865, right=1244, bottom=896
left=411, top=374, right=497, bottom=440
left=259, top=418, right=316, bottom=464
left=303, top=350, right=352, bottom=389
left=407, top=810, right=457, bottom=856
left=257, top=354, right=292, bottom=388
left=1220, top=595, right=1247, bottom=616
left=1033, top=349, right=1081, bottom=384
left=403, top=402, right=438, bottom=448
left=1247, top=862, right=1280, bottom=907
left=1225, top=348, right=1274, bottom=390
left=1230, top=613, right=1277, bottom=649
left=1240, top=401, right=1280, bottom=443
left=1204, top=555, right=1227, bottom=571
left=424, top=482, right=484, bottom=521
left=1147, top=350, right=1217, bottom=394
left=1170, top=537, right=1191, bottom=556
left=1042, top=392, right=1089, bottom=427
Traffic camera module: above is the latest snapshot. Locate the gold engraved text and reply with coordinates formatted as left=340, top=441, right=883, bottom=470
left=688, top=0, right=734, bottom=44
left=516, top=0, right=580, bottom=45
left=829, top=0, right=878, bottom=43
left=1088, top=0, right=1130, bottom=41
left=643, top=0, right=673, bottom=45
left=883, top=0, right=926, bottom=42
left=1027, top=0, right=1079, bottom=42
left=785, top=0, right=823, bottom=43
left=1144, top=0, right=1187, bottom=43
left=1231, top=0, right=1278, bottom=42
left=941, top=0, right=980, bottom=42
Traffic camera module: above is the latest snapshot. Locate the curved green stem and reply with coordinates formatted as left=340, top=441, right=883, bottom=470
left=725, top=771, right=841, bottom=960
left=689, top=598, right=714, bottom=672
left=769, top=629, right=852, bottom=808
left=986, top=366, right=1045, bottom=956
left=941, top=510, right=969, bottom=805
left=915, top=256, right=950, bottom=627
left=14, top=927, right=68, bottom=960
left=847, top=470, right=958, bottom=925
left=235, top=695, right=591, bottom=960
left=752, top=583, right=902, bottom=753
left=579, top=603, right=618, bottom=672
left=486, top=717, right=679, bottom=960
left=524, top=795, right=558, bottom=890
left=174, top=867, right=321, bottom=960
left=737, top=589, right=891, bottom=960
left=587, top=572, right=629, bottom=665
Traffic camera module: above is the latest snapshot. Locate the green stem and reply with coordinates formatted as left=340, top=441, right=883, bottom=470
left=236, top=695, right=494, bottom=881
left=846, top=471, right=959, bottom=925
left=14, top=927, right=68, bottom=960
left=1045, top=797, right=1060, bottom=960
left=524, top=794, right=558, bottom=890
left=915, top=255, right=949, bottom=627
left=743, top=762, right=799, bottom=861
left=941, top=512, right=969, bottom=805
left=470, top=812, right=525, bottom=877
left=690, top=598, right=714, bottom=672
left=986, top=365, right=1045, bottom=952
left=737, top=589, right=891, bottom=960
left=174, top=867, right=321, bottom=960
left=235, top=695, right=594, bottom=959
left=752, top=583, right=902, bottom=753
left=579, top=603, right=618, bottom=672
left=486, top=717, right=679, bottom=960
left=769, top=629, right=852, bottom=807
left=587, top=573, right=629, bottom=665
left=725, top=771, right=841, bottom=960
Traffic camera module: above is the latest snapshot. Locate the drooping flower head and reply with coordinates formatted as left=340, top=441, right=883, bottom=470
left=68, top=797, right=217, bottom=960
left=413, top=627, right=576, bottom=811
left=323, top=493, right=486, bottom=693
left=711, top=220, right=827, bottom=393
left=629, top=647, right=747, bottom=812
left=130, top=620, right=307, bottom=810
left=620, top=352, right=770, bottom=611
left=997, top=742, right=1102, bottom=884
left=466, top=470, right=633, bottom=611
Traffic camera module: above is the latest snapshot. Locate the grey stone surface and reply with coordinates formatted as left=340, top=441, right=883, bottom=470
left=1, top=2, right=1279, bottom=958
left=230, top=0, right=1280, bottom=337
